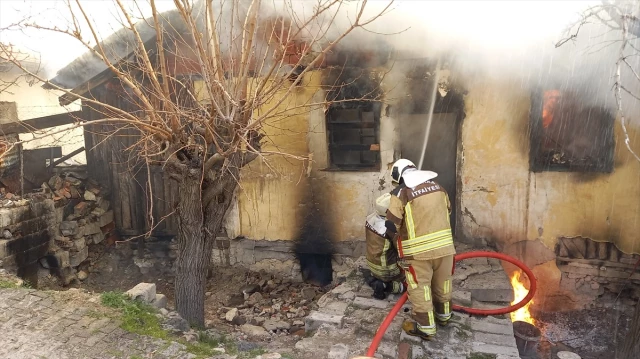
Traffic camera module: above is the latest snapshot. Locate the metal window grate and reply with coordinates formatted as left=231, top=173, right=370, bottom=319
left=326, top=102, right=381, bottom=170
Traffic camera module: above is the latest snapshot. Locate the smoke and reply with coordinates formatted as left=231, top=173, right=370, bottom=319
left=319, top=0, right=640, bottom=120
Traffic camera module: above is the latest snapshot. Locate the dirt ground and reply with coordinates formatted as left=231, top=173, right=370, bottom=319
left=34, top=242, right=639, bottom=359
left=37, top=241, right=331, bottom=353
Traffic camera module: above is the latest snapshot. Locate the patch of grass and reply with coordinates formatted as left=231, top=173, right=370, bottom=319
left=129, top=356, right=143, bottom=359
left=0, top=279, right=32, bottom=289
left=99, top=292, right=256, bottom=359
left=180, top=331, right=229, bottom=359
left=100, top=291, right=167, bottom=339
left=101, top=291, right=129, bottom=308
left=0, top=280, right=18, bottom=289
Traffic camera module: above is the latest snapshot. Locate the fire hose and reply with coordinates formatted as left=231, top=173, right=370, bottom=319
left=365, top=251, right=537, bottom=357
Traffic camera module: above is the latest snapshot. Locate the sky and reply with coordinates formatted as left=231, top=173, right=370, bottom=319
left=0, top=0, right=176, bottom=77
left=1, top=0, right=634, bottom=115
left=0, top=0, right=601, bottom=78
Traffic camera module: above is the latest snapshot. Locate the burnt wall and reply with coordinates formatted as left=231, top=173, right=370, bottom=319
left=0, top=200, right=52, bottom=285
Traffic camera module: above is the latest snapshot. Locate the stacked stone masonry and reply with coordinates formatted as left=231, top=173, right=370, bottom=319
left=0, top=170, right=117, bottom=285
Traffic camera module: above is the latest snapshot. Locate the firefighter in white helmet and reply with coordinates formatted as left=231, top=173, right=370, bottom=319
left=364, top=193, right=406, bottom=299
left=385, top=159, right=455, bottom=341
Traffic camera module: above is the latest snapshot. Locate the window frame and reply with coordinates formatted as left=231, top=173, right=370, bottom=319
left=325, top=100, right=382, bottom=172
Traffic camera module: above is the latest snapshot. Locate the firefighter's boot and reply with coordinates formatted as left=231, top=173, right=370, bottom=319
left=402, top=320, right=435, bottom=341
left=371, top=279, right=387, bottom=300
left=435, top=302, right=452, bottom=327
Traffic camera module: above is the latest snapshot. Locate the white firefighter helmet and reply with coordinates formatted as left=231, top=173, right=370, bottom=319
left=375, top=193, right=391, bottom=217
left=391, top=159, right=416, bottom=184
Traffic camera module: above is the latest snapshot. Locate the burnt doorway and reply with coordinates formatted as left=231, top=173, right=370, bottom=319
left=395, top=59, right=464, bottom=234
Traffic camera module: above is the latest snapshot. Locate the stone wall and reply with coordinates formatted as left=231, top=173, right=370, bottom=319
left=211, top=237, right=366, bottom=281
left=556, top=236, right=640, bottom=308
left=0, top=168, right=116, bottom=285
left=0, top=198, right=52, bottom=282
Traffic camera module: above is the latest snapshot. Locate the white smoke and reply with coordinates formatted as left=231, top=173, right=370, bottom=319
left=317, top=0, right=640, bottom=120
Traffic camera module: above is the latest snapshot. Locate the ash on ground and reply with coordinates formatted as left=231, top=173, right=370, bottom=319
left=534, top=306, right=633, bottom=359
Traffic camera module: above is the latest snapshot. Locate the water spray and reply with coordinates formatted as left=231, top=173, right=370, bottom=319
left=417, top=57, right=442, bottom=170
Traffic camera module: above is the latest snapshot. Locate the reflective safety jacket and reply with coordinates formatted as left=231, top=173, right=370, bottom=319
left=387, top=180, right=456, bottom=260
left=365, top=213, right=402, bottom=281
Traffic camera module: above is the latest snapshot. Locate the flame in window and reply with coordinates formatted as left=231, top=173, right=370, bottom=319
left=542, top=90, right=561, bottom=129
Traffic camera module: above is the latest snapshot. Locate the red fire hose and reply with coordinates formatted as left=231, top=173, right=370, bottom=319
left=366, top=251, right=537, bottom=357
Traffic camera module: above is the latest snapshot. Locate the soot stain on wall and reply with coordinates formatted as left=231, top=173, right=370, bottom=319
left=293, top=191, right=335, bottom=287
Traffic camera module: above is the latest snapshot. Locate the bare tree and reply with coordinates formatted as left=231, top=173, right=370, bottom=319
left=556, top=0, right=640, bottom=162
left=1, top=0, right=392, bottom=326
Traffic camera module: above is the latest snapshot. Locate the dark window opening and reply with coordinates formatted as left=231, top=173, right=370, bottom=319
left=529, top=89, right=615, bottom=173
left=325, top=68, right=383, bottom=171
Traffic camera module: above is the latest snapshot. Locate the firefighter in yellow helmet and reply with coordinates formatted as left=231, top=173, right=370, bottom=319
left=385, top=159, right=455, bottom=341
left=364, top=193, right=406, bottom=299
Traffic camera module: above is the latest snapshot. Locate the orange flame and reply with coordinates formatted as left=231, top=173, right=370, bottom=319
left=510, top=271, right=535, bottom=325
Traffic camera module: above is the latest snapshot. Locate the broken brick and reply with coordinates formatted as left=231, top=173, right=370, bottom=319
left=74, top=201, right=90, bottom=216
left=69, top=187, right=81, bottom=199
left=397, top=342, right=410, bottom=359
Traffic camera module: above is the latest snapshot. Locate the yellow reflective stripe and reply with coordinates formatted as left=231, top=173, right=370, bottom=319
left=405, top=202, right=416, bottom=239
left=401, top=230, right=454, bottom=256
left=444, top=279, right=451, bottom=294
left=367, top=260, right=400, bottom=273
left=444, top=302, right=450, bottom=315
left=423, top=285, right=431, bottom=302
left=367, top=261, right=401, bottom=278
left=406, top=270, right=418, bottom=289
left=428, top=311, right=435, bottom=326
left=402, top=241, right=453, bottom=256
left=403, top=229, right=453, bottom=247
left=380, top=239, right=390, bottom=268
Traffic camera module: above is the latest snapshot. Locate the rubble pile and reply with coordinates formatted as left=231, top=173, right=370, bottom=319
left=42, top=172, right=118, bottom=285
left=0, top=171, right=118, bottom=286
left=214, top=274, right=329, bottom=339
left=0, top=188, right=26, bottom=207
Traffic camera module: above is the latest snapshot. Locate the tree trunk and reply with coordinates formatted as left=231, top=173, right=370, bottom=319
left=174, top=167, right=238, bottom=327
left=175, top=170, right=208, bottom=327
left=620, top=298, right=640, bottom=359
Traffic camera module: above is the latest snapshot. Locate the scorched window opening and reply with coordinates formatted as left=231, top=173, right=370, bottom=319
left=529, top=88, right=615, bottom=173
left=324, top=67, right=383, bottom=172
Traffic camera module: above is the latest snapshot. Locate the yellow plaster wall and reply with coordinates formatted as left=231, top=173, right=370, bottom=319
left=460, top=76, right=640, bottom=256
left=460, top=76, right=640, bottom=310
left=234, top=73, right=320, bottom=241
left=228, top=70, right=399, bottom=242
